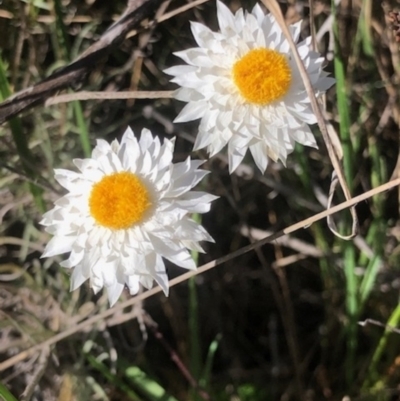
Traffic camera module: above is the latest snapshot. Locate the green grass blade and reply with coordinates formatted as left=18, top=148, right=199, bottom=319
left=359, top=0, right=374, bottom=57
left=86, top=355, right=141, bottom=400
left=294, top=144, right=333, bottom=289
left=363, top=304, right=400, bottom=388
left=343, top=242, right=358, bottom=385
left=72, top=99, right=91, bottom=157
left=125, top=366, right=179, bottom=401
left=53, top=0, right=71, bottom=59
left=0, top=383, right=18, bottom=401
left=52, top=0, right=91, bottom=157
left=189, top=212, right=202, bottom=400
left=189, top=274, right=201, bottom=377
left=332, top=1, right=360, bottom=387
left=358, top=255, right=382, bottom=309
left=199, top=334, right=222, bottom=390
left=332, top=3, right=354, bottom=189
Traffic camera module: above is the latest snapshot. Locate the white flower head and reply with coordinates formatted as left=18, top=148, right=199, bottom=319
left=165, top=1, right=335, bottom=173
left=40, top=127, right=217, bottom=306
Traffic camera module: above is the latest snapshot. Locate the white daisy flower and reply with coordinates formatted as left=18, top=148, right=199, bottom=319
left=40, top=127, right=216, bottom=306
left=165, top=1, right=335, bottom=173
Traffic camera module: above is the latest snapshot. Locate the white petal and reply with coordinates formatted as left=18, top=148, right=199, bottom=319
left=217, top=0, right=236, bottom=35
left=106, top=269, right=125, bottom=306
left=228, top=139, right=247, bottom=174
left=175, top=191, right=219, bottom=213
left=139, top=128, right=154, bottom=151
left=140, top=275, right=154, bottom=290
left=250, top=142, right=269, bottom=173
left=127, top=275, right=140, bottom=295
left=60, top=246, right=84, bottom=268
left=291, top=125, right=317, bottom=147
left=70, top=263, right=90, bottom=291
left=174, top=101, right=208, bottom=123
left=42, top=235, right=76, bottom=257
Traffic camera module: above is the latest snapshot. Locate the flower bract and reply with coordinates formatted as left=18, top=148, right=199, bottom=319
left=41, top=127, right=216, bottom=306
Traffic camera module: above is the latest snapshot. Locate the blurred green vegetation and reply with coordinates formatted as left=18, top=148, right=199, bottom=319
left=2, top=0, right=400, bottom=400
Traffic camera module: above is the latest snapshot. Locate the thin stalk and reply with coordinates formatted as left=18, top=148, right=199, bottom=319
left=189, top=213, right=202, bottom=401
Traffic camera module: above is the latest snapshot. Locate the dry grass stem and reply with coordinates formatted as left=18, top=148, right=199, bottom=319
left=126, top=0, right=211, bottom=38
left=263, top=0, right=358, bottom=239
left=45, top=90, right=174, bottom=106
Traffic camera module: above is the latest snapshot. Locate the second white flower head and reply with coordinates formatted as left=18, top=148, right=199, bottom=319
left=41, top=127, right=216, bottom=306
left=165, top=1, right=335, bottom=173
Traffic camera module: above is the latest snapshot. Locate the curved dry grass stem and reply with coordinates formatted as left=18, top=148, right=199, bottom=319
left=157, top=0, right=210, bottom=23
left=262, top=0, right=358, bottom=239
left=127, top=0, right=211, bottom=39
left=1, top=177, right=399, bottom=373
left=45, top=90, right=174, bottom=106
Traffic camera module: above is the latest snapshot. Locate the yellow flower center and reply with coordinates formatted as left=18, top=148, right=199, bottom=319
left=89, top=172, right=152, bottom=230
left=232, top=48, right=292, bottom=105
